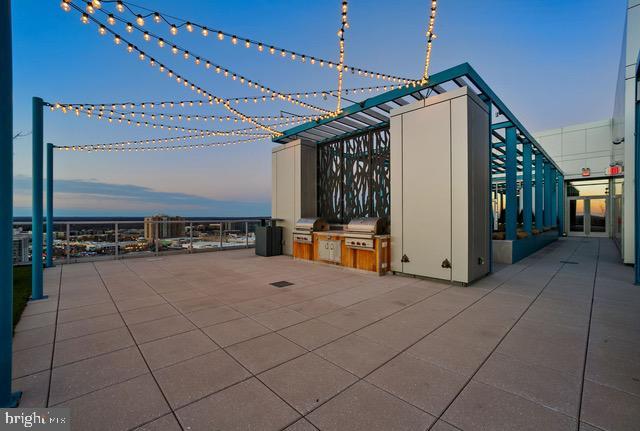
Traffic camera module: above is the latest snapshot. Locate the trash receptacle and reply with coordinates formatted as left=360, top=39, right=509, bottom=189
left=255, top=225, right=282, bottom=256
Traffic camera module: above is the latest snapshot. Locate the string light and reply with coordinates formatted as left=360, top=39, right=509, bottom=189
left=52, top=84, right=393, bottom=114
left=421, top=0, right=438, bottom=84
left=83, top=7, right=332, bottom=114
left=100, top=0, right=416, bottom=85
left=60, top=0, right=71, bottom=12
left=335, top=0, right=348, bottom=113
left=56, top=136, right=268, bottom=153
left=55, top=108, right=319, bottom=126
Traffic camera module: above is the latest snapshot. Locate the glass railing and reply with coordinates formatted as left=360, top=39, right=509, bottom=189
left=12, top=218, right=270, bottom=265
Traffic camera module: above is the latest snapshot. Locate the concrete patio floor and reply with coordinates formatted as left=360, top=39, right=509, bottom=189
left=11, top=237, right=640, bottom=431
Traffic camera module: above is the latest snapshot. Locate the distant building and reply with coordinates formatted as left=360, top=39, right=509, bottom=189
left=13, top=230, right=30, bottom=264
left=144, top=215, right=186, bottom=240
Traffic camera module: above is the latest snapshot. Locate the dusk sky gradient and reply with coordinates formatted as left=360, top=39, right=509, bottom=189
left=11, top=0, right=627, bottom=217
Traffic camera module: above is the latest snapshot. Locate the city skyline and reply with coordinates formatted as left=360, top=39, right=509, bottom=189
left=12, top=0, right=627, bottom=216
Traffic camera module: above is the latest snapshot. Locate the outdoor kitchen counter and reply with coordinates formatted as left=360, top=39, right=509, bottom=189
left=303, top=231, right=390, bottom=275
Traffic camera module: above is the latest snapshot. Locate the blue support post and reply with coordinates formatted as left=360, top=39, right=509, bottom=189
left=535, top=153, right=544, bottom=230
left=505, top=127, right=518, bottom=241
left=544, top=160, right=552, bottom=227
left=634, top=60, right=640, bottom=284
left=31, top=97, right=45, bottom=300
left=522, top=142, right=533, bottom=234
left=558, top=173, right=565, bottom=235
left=550, top=167, right=558, bottom=228
left=46, top=143, right=54, bottom=268
left=0, top=0, right=22, bottom=407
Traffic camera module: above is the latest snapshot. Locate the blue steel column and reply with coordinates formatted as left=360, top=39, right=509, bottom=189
left=544, top=160, right=552, bottom=227
left=535, top=152, right=544, bottom=230
left=505, top=127, right=518, bottom=240
left=635, top=62, right=640, bottom=284
left=550, top=167, right=558, bottom=227
left=46, top=143, right=54, bottom=268
left=31, top=97, right=44, bottom=300
left=1, top=0, right=22, bottom=407
left=558, top=173, right=565, bottom=235
left=522, top=142, right=533, bottom=234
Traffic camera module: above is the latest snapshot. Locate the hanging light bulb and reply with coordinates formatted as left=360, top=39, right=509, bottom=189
left=98, top=25, right=106, bottom=35
left=126, top=22, right=133, bottom=32
left=80, top=13, right=89, bottom=24
left=143, top=31, right=150, bottom=41
left=269, top=46, right=275, bottom=54
left=217, top=31, right=224, bottom=40
left=113, top=35, right=121, bottom=44
left=136, top=14, right=144, bottom=26
left=115, top=0, right=124, bottom=12
left=170, top=24, right=178, bottom=35
left=107, top=14, right=115, bottom=25
left=257, top=43, right=264, bottom=52
left=153, top=12, right=161, bottom=23
left=171, top=45, right=178, bottom=54
left=85, top=1, right=95, bottom=14
left=127, top=43, right=134, bottom=53
left=157, top=38, right=165, bottom=48
left=245, top=40, right=251, bottom=48
left=201, top=27, right=208, bottom=36
left=60, top=1, right=71, bottom=12
left=185, top=22, right=193, bottom=32
left=231, top=35, right=237, bottom=45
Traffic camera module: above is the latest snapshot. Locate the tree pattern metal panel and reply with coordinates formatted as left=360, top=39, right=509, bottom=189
left=317, top=127, right=390, bottom=223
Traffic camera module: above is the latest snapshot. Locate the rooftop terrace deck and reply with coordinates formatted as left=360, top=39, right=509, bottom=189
left=11, top=238, right=640, bottom=431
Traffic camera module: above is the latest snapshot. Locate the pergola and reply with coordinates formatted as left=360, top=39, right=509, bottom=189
left=274, top=62, right=565, bottom=243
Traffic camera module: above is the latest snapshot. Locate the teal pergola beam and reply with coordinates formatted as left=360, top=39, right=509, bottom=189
left=522, top=142, right=533, bottom=234
left=558, top=172, right=565, bottom=234
left=544, top=160, right=552, bottom=227
left=31, top=97, right=45, bottom=300
left=46, top=143, right=54, bottom=268
left=1, top=0, right=22, bottom=408
left=505, top=127, right=518, bottom=240
left=535, top=153, right=544, bottom=230
left=550, top=167, right=557, bottom=227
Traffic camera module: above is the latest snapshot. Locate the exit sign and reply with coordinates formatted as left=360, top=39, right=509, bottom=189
left=606, top=165, right=623, bottom=176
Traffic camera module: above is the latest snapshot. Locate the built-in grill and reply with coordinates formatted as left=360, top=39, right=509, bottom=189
left=344, top=217, right=389, bottom=250
left=293, top=217, right=329, bottom=244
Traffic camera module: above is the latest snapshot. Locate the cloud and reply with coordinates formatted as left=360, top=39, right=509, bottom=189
left=13, top=176, right=270, bottom=217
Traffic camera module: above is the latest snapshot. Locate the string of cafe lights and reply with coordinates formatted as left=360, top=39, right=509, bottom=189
left=65, top=2, right=287, bottom=136
left=335, top=0, right=348, bottom=113
left=55, top=135, right=268, bottom=152
left=47, top=102, right=274, bottom=137
left=79, top=110, right=317, bottom=127
left=49, top=83, right=392, bottom=114
left=56, top=1, right=440, bottom=154
left=66, top=0, right=332, bottom=116
left=69, top=0, right=416, bottom=85
left=421, top=0, right=438, bottom=84
left=49, top=102, right=320, bottom=124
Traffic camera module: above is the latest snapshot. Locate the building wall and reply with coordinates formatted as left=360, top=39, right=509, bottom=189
left=534, top=0, right=639, bottom=263
left=534, top=120, right=616, bottom=180
left=271, top=139, right=317, bottom=255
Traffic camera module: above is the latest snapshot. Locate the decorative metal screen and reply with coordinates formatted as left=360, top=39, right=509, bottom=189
left=317, top=127, right=390, bottom=223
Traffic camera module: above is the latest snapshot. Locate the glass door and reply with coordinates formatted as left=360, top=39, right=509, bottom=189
left=567, top=197, right=607, bottom=237
left=588, top=198, right=607, bottom=236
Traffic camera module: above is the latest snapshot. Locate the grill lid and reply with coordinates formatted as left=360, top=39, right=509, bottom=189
left=295, top=217, right=329, bottom=232
left=346, top=217, right=389, bottom=234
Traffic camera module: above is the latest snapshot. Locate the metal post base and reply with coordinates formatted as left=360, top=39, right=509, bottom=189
left=28, top=295, right=48, bottom=302
left=1, top=391, right=22, bottom=408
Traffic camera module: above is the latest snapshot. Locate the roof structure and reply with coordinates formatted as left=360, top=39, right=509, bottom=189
left=273, top=62, right=562, bottom=175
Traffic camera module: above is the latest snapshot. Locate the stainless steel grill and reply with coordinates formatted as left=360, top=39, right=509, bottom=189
left=345, top=217, right=389, bottom=250
left=293, top=217, right=329, bottom=244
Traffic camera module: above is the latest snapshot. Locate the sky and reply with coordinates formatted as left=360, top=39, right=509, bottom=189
left=11, top=0, right=627, bottom=217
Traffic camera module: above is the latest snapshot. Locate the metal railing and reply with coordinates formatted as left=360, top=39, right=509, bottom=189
left=12, top=218, right=270, bottom=265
